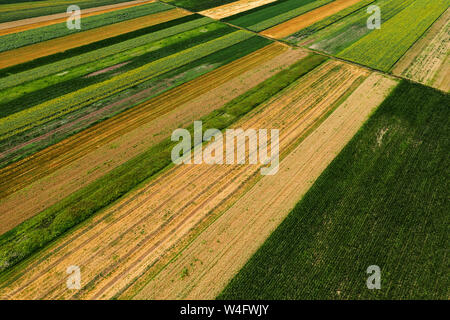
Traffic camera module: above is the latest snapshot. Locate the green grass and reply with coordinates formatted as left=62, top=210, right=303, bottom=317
left=218, top=81, right=449, bottom=300
left=0, top=53, right=327, bottom=275
left=0, top=0, right=133, bottom=23
left=0, top=22, right=235, bottom=118
left=227, top=0, right=333, bottom=32
left=338, top=0, right=449, bottom=71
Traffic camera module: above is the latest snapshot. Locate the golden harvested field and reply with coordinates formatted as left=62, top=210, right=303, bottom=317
left=392, top=9, right=450, bottom=92
left=199, top=0, right=277, bottom=20
left=0, top=60, right=369, bottom=300
left=0, top=0, right=156, bottom=36
left=261, top=0, right=362, bottom=39
left=0, top=8, right=190, bottom=69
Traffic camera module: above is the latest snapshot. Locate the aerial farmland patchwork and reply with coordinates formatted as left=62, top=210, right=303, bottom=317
left=0, top=0, right=448, bottom=304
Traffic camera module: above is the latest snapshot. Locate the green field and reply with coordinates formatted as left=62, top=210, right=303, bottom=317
left=0, top=53, right=326, bottom=275
left=218, top=81, right=449, bottom=299
left=338, top=0, right=449, bottom=71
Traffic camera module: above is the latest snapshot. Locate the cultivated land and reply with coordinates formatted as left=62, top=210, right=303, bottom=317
left=0, top=54, right=328, bottom=298
left=135, top=73, right=397, bottom=299
left=219, top=82, right=449, bottom=299
left=0, top=43, right=307, bottom=234
left=392, top=8, right=450, bottom=92
left=338, top=0, right=449, bottom=71
left=0, top=0, right=448, bottom=301
left=199, top=0, right=277, bottom=20
left=261, top=0, right=363, bottom=39
left=0, top=7, right=189, bottom=69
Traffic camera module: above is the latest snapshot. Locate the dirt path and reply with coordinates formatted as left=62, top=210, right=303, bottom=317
left=0, top=1, right=156, bottom=36
left=132, top=72, right=398, bottom=300
left=392, top=8, right=450, bottom=91
left=0, top=8, right=190, bottom=70
left=0, top=60, right=370, bottom=300
left=261, top=0, right=362, bottom=39
left=0, top=44, right=307, bottom=235
left=199, top=0, right=277, bottom=20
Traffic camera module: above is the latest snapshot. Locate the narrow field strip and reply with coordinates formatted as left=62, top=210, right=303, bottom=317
left=199, top=0, right=277, bottom=19
left=135, top=73, right=398, bottom=300
left=0, top=43, right=298, bottom=234
left=0, top=58, right=365, bottom=300
left=0, top=8, right=190, bottom=70
left=338, top=0, right=449, bottom=71
left=0, top=0, right=156, bottom=36
left=392, top=9, right=450, bottom=91
left=261, top=0, right=362, bottom=39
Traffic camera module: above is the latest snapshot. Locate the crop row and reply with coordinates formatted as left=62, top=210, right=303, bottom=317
left=338, top=0, right=449, bottom=71
left=0, top=2, right=171, bottom=53
left=0, top=53, right=327, bottom=274
left=218, top=81, right=449, bottom=299
left=0, top=30, right=254, bottom=141
left=0, top=22, right=234, bottom=118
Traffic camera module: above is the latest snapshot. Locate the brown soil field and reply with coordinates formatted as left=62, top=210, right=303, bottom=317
left=199, top=0, right=277, bottom=20
left=0, top=60, right=370, bottom=300
left=392, top=9, right=450, bottom=91
left=261, top=0, right=362, bottom=39
left=0, top=8, right=190, bottom=70
left=131, top=73, right=398, bottom=300
left=0, top=44, right=307, bottom=234
left=0, top=0, right=156, bottom=36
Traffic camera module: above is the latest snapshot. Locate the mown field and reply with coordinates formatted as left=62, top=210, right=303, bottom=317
left=0, top=0, right=448, bottom=301
left=219, top=81, right=449, bottom=299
